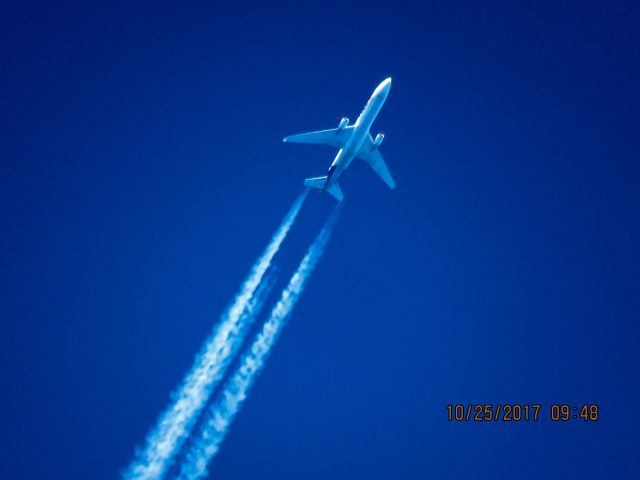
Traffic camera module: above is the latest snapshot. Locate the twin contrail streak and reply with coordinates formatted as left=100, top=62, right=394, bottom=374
left=177, top=206, right=341, bottom=480
left=123, top=190, right=308, bottom=480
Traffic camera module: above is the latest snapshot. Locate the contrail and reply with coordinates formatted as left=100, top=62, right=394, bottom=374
left=123, top=190, right=308, bottom=480
left=177, top=205, right=341, bottom=480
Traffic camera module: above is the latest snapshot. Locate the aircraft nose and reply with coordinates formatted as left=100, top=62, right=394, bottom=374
left=382, top=78, right=392, bottom=97
left=374, top=77, right=392, bottom=98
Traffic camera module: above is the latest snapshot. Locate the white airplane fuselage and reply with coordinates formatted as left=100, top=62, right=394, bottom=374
left=284, top=77, right=395, bottom=201
left=325, top=78, right=391, bottom=189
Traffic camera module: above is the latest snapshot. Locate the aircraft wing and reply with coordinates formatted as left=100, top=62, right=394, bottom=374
left=283, top=126, right=354, bottom=148
left=357, top=136, right=396, bottom=189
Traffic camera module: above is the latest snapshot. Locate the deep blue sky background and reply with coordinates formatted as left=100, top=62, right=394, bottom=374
left=2, top=1, right=639, bottom=478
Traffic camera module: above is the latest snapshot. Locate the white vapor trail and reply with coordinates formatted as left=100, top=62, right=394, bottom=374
left=123, top=190, right=308, bottom=480
left=177, top=206, right=341, bottom=480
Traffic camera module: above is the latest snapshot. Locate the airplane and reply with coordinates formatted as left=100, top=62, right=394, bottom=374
left=283, top=77, right=395, bottom=201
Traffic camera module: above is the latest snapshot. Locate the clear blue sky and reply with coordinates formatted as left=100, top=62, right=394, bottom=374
left=2, top=1, right=639, bottom=478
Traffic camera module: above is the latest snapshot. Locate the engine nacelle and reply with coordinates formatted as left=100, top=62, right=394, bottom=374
left=338, top=117, right=349, bottom=129
left=374, top=133, right=385, bottom=147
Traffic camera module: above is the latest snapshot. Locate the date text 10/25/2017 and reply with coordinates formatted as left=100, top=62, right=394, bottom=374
left=446, top=404, right=599, bottom=422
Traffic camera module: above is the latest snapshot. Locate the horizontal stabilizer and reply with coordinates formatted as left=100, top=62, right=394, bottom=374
left=326, top=183, right=344, bottom=202
left=303, top=176, right=344, bottom=202
left=304, top=176, right=327, bottom=189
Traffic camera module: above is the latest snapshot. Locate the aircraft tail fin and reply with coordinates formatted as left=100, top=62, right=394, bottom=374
left=303, top=176, right=344, bottom=202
